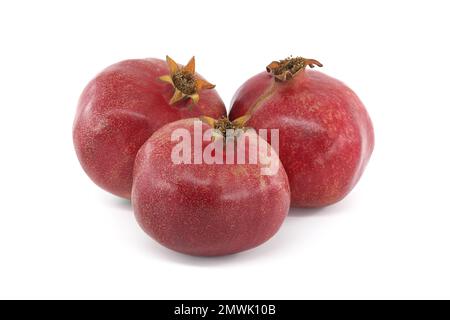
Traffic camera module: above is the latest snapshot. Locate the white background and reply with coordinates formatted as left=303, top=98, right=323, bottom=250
left=1, top=0, right=449, bottom=299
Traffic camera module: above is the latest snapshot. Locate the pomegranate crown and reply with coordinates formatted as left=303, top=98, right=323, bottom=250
left=199, top=115, right=250, bottom=140
left=159, top=55, right=215, bottom=105
left=266, top=56, right=323, bottom=81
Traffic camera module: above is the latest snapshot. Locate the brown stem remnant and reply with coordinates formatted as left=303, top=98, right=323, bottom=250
left=266, top=56, right=323, bottom=82
left=241, top=55, right=323, bottom=124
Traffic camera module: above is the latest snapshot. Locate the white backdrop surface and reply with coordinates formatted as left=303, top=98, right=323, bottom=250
left=0, top=0, right=449, bottom=299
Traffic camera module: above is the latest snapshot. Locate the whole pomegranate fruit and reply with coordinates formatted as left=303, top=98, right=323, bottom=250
left=73, top=56, right=226, bottom=198
left=229, top=57, right=374, bottom=207
left=132, top=117, right=290, bottom=256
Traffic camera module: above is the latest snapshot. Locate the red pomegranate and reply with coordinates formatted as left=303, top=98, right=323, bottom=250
left=229, top=57, right=374, bottom=207
left=73, top=56, right=226, bottom=198
left=132, top=117, right=290, bottom=256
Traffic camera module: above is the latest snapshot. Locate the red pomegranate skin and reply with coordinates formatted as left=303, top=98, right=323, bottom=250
left=132, top=118, right=290, bottom=256
left=229, top=70, right=374, bottom=207
left=73, top=59, right=226, bottom=199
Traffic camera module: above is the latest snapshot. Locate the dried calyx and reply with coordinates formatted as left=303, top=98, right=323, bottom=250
left=266, top=56, right=323, bottom=82
left=159, top=56, right=215, bottom=104
left=200, top=115, right=250, bottom=138
left=172, top=71, right=196, bottom=95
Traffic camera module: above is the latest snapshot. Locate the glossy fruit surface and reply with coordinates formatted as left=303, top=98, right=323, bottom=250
left=132, top=118, right=290, bottom=256
left=73, top=57, right=226, bottom=198
left=229, top=57, right=374, bottom=207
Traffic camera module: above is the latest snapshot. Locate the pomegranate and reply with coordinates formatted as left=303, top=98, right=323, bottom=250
left=73, top=56, right=226, bottom=198
left=132, top=117, right=290, bottom=256
left=229, top=57, right=374, bottom=207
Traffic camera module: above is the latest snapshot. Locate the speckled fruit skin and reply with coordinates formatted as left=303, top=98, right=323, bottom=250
left=73, top=59, right=226, bottom=199
left=229, top=70, right=374, bottom=207
left=132, top=118, right=290, bottom=256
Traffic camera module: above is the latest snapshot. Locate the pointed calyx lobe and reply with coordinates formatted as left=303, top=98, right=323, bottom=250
left=159, top=56, right=216, bottom=105
left=266, top=56, right=323, bottom=81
